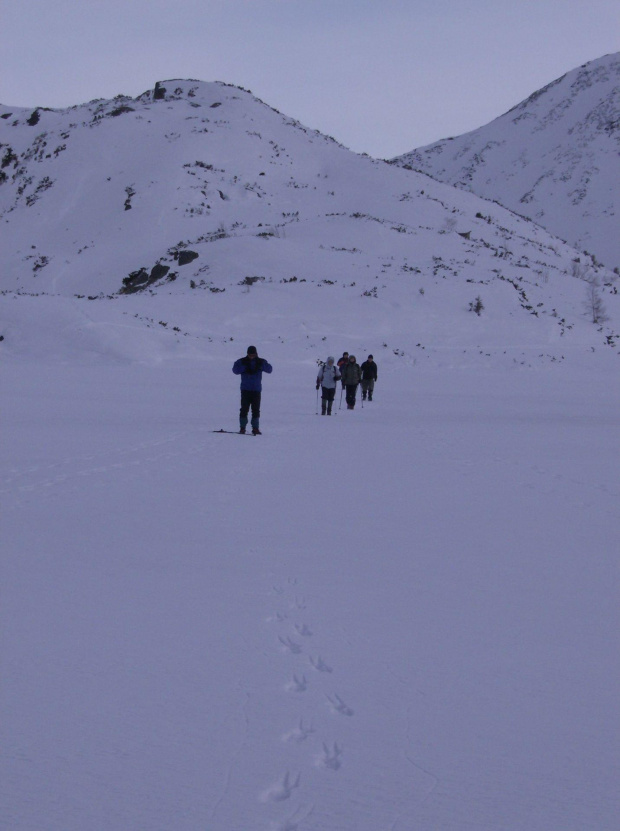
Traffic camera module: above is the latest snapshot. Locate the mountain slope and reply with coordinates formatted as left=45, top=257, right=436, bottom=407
left=392, top=53, right=620, bottom=270
left=1, top=78, right=618, bottom=368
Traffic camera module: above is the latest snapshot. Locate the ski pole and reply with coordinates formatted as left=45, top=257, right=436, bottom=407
left=316, top=386, right=319, bottom=415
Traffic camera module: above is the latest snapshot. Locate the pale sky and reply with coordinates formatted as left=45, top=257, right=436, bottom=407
left=1, top=0, right=617, bottom=158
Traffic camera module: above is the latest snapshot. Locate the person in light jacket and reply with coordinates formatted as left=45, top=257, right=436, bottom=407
left=232, top=345, right=273, bottom=434
left=340, top=354, right=361, bottom=409
left=316, top=356, right=340, bottom=415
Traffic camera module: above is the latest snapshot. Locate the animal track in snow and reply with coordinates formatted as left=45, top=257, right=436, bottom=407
left=285, top=674, right=308, bottom=693
left=310, top=655, right=332, bottom=673
left=326, top=693, right=354, bottom=716
left=265, top=574, right=352, bottom=806
left=282, top=718, right=315, bottom=743
left=317, top=742, right=343, bottom=771
left=278, top=635, right=302, bottom=654
left=260, top=771, right=301, bottom=803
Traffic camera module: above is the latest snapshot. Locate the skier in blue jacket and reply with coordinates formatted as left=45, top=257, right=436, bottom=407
left=232, top=346, right=273, bottom=434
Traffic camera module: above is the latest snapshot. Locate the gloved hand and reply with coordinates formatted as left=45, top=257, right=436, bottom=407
left=316, top=382, right=320, bottom=390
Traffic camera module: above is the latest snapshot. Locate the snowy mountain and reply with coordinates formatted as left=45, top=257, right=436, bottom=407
left=1, top=77, right=618, bottom=367
left=392, top=53, right=620, bottom=271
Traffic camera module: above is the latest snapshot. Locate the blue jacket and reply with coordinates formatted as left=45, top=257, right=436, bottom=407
left=232, top=356, right=273, bottom=391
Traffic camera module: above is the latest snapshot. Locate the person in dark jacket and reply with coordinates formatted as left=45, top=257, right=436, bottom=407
left=232, top=346, right=273, bottom=434
left=360, top=355, right=378, bottom=401
left=316, top=356, right=340, bottom=415
left=337, top=352, right=349, bottom=389
left=340, top=354, right=362, bottom=409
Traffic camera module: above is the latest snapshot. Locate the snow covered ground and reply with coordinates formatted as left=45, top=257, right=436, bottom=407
left=2, top=341, right=618, bottom=830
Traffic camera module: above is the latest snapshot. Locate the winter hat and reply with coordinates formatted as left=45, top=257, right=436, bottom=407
left=247, top=345, right=257, bottom=355
left=327, top=356, right=335, bottom=363
left=368, top=354, right=373, bottom=359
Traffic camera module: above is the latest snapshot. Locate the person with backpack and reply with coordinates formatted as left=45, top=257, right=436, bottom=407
left=316, top=356, right=340, bottom=415
left=232, top=345, right=273, bottom=434
left=360, top=355, right=378, bottom=401
left=340, top=354, right=362, bottom=409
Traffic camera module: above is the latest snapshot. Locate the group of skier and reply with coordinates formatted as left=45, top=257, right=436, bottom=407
left=316, top=352, right=378, bottom=414
left=231, top=345, right=377, bottom=434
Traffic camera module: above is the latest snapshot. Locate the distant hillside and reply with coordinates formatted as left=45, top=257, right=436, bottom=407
left=0, top=78, right=618, bottom=367
left=393, top=53, right=620, bottom=270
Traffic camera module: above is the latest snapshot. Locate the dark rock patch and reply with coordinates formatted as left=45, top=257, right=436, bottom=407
left=109, top=106, right=135, bottom=117
left=124, top=186, right=135, bottom=211
left=120, top=263, right=170, bottom=294
left=176, top=250, right=199, bottom=266
left=2, top=146, right=18, bottom=169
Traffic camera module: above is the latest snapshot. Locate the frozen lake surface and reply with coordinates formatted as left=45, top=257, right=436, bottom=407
left=2, top=359, right=618, bottom=830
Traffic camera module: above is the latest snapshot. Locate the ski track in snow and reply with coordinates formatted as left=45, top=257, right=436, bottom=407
left=208, top=690, right=251, bottom=827
left=2, top=410, right=616, bottom=524
left=1, top=432, right=193, bottom=505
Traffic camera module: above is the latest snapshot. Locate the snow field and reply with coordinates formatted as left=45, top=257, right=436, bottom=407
left=2, top=358, right=618, bottom=830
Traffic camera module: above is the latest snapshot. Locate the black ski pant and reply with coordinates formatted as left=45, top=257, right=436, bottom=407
left=321, top=386, right=335, bottom=414
left=240, top=390, right=261, bottom=429
left=345, top=384, right=358, bottom=408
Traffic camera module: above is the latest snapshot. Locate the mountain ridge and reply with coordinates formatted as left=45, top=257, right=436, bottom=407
left=392, top=52, right=620, bottom=270
left=1, top=73, right=618, bottom=368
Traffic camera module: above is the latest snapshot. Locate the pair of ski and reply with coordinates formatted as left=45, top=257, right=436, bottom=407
left=213, top=429, right=258, bottom=437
